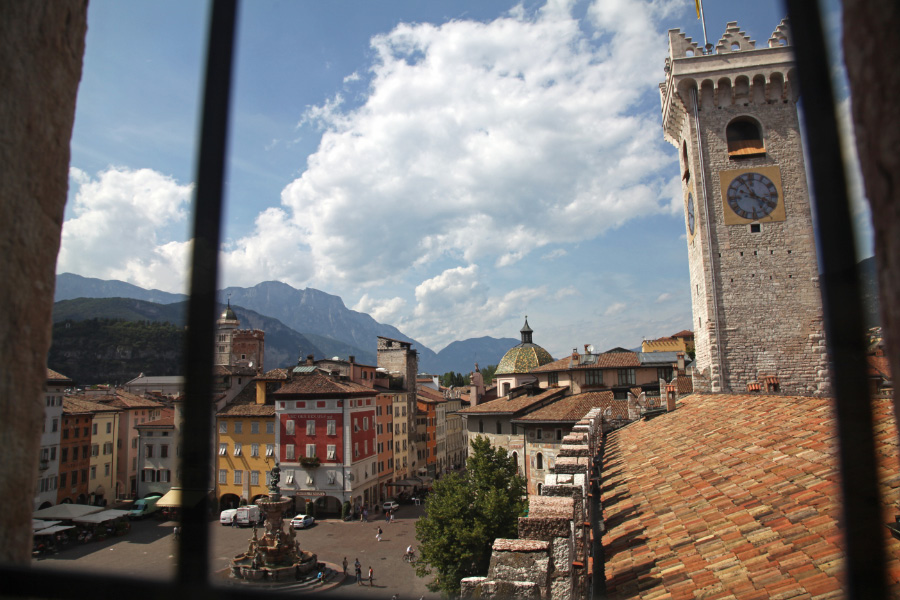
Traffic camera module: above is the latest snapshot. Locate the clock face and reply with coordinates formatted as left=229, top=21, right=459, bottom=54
left=687, top=193, right=695, bottom=235
left=726, top=172, right=779, bottom=220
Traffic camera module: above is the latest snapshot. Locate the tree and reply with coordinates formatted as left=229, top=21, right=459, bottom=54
left=479, top=364, right=498, bottom=386
left=415, top=436, right=527, bottom=596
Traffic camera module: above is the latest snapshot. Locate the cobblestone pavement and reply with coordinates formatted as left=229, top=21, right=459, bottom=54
left=33, top=503, right=439, bottom=600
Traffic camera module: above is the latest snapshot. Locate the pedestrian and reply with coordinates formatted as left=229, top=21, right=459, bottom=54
left=376, top=526, right=382, bottom=542
left=368, top=566, right=374, bottom=586
left=363, top=508, right=369, bottom=522
left=355, top=558, right=362, bottom=585
left=385, top=509, right=390, bottom=522
left=390, top=511, right=395, bottom=523
left=231, top=514, right=237, bottom=528
left=342, top=556, right=348, bottom=574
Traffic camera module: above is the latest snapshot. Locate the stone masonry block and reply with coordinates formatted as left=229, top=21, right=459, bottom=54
left=519, top=516, right=571, bottom=540
left=554, top=456, right=589, bottom=474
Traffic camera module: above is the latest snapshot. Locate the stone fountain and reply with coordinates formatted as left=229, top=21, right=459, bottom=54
left=230, top=464, right=318, bottom=581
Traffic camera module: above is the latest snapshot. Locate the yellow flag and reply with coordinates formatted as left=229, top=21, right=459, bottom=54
left=695, top=0, right=701, bottom=19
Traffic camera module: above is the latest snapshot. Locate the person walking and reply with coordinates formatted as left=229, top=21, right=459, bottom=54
left=376, top=526, right=383, bottom=542
left=231, top=514, right=237, bottom=528
left=363, top=508, right=369, bottom=522
left=355, top=563, right=362, bottom=585
left=390, top=511, right=395, bottom=523
left=385, top=509, right=390, bottom=523
left=342, top=556, right=348, bottom=574
left=368, top=566, right=374, bottom=586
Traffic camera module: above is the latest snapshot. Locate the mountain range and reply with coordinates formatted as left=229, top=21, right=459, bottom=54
left=53, top=273, right=518, bottom=376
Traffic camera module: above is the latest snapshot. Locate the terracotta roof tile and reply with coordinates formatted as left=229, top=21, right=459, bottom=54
left=84, top=390, right=165, bottom=409
left=46, top=368, right=73, bottom=383
left=273, top=371, right=375, bottom=398
left=218, top=382, right=274, bottom=416
left=601, top=393, right=900, bottom=598
left=62, top=397, right=119, bottom=413
left=256, top=368, right=291, bottom=380
left=458, top=386, right=568, bottom=415
left=868, top=355, right=892, bottom=379
left=531, top=351, right=641, bottom=373
left=513, top=390, right=615, bottom=423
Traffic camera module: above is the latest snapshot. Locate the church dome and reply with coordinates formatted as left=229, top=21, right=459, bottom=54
left=495, top=318, right=554, bottom=375
left=219, top=299, right=238, bottom=322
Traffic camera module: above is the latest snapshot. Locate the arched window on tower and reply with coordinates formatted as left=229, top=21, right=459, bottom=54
left=726, top=116, right=766, bottom=158
left=682, top=142, right=690, bottom=183
left=536, top=452, right=544, bottom=470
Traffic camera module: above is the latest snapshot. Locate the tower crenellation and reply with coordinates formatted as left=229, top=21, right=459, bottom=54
left=660, top=18, right=830, bottom=396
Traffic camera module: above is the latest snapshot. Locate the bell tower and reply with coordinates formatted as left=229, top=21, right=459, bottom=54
left=659, top=20, right=829, bottom=395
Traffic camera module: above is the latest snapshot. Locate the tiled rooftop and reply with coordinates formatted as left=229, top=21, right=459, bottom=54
left=496, top=343, right=555, bottom=375
left=601, top=393, right=900, bottom=598
left=458, top=386, right=568, bottom=415
left=62, top=397, right=117, bottom=413
left=531, top=351, right=641, bottom=373
left=87, top=390, right=165, bottom=409
left=273, top=371, right=375, bottom=398
left=218, top=381, right=274, bottom=416
left=512, top=390, right=615, bottom=423
left=46, top=368, right=73, bottom=383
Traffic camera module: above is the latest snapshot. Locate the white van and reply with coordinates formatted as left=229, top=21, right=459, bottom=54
left=129, top=495, right=162, bottom=519
left=219, top=508, right=238, bottom=526
left=235, top=505, right=261, bottom=527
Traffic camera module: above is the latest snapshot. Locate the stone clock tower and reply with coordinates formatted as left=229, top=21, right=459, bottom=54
left=659, top=20, right=829, bottom=395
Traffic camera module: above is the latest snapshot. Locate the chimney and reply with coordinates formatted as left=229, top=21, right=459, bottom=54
left=666, top=383, right=677, bottom=411
left=306, top=354, right=315, bottom=366
left=676, top=351, right=685, bottom=374
left=570, top=348, right=579, bottom=368
left=584, top=344, right=590, bottom=354
left=349, top=355, right=355, bottom=363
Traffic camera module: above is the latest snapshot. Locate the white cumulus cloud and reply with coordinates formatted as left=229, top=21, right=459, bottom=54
left=59, top=166, right=193, bottom=291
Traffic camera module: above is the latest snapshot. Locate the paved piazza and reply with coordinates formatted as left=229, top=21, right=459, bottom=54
left=33, top=504, right=439, bottom=599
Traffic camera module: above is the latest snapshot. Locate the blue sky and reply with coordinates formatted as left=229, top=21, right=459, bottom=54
left=60, top=0, right=866, bottom=358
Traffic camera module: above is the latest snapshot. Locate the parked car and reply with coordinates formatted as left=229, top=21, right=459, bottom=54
left=290, top=514, right=315, bottom=529
left=219, top=508, right=238, bottom=525
left=235, top=505, right=262, bottom=527
left=383, top=500, right=400, bottom=512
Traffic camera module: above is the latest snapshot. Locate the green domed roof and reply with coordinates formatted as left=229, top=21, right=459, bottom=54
left=495, top=318, right=554, bottom=375
left=220, top=300, right=238, bottom=322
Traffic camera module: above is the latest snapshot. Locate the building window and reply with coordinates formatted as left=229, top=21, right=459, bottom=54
left=618, top=368, right=636, bottom=386
left=657, top=367, right=674, bottom=381
left=232, top=421, right=241, bottom=434
left=353, top=418, right=359, bottom=433
left=327, top=445, right=336, bottom=460
left=306, top=444, right=316, bottom=458
left=105, top=463, right=110, bottom=476
left=146, top=445, right=153, bottom=458
left=266, top=422, right=274, bottom=434
left=726, top=116, right=765, bottom=157
left=496, top=421, right=502, bottom=434
left=234, top=443, right=242, bottom=456
left=106, top=422, right=112, bottom=434
left=93, top=423, right=98, bottom=435
left=160, top=469, right=170, bottom=483
left=327, top=420, right=336, bottom=435
left=161, top=445, right=168, bottom=458
left=251, top=443, right=259, bottom=457
left=306, top=420, right=315, bottom=435
left=363, top=417, right=369, bottom=431
left=234, top=470, right=242, bottom=485
left=219, top=469, right=227, bottom=484
left=556, top=429, right=563, bottom=441
left=218, top=443, right=227, bottom=455
left=354, top=443, right=359, bottom=458
left=285, top=419, right=294, bottom=435
left=536, top=428, right=543, bottom=440
left=266, top=444, right=274, bottom=457
left=585, top=369, right=603, bottom=386
left=286, top=444, right=295, bottom=460
left=219, top=422, right=227, bottom=434
left=90, top=466, right=96, bottom=480
left=52, top=418, right=58, bottom=433
left=250, top=471, right=259, bottom=485
left=478, top=419, right=484, bottom=433
left=91, top=444, right=99, bottom=457
left=60, top=473, right=67, bottom=487
left=251, top=421, right=259, bottom=434
left=547, top=372, right=558, bottom=386
left=536, top=452, right=544, bottom=470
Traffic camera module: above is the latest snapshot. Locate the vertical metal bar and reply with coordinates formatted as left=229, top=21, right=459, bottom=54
left=179, top=0, right=238, bottom=587
left=783, top=1, right=887, bottom=597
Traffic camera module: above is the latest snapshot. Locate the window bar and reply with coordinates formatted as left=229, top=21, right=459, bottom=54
left=784, top=0, right=887, bottom=597
left=179, top=0, right=238, bottom=587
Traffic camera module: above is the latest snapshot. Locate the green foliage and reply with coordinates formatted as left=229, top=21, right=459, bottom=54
left=415, top=436, right=527, bottom=596
left=48, top=318, right=184, bottom=385
left=341, top=501, right=351, bottom=520
left=479, top=364, right=498, bottom=386
left=439, top=371, right=470, bottom=388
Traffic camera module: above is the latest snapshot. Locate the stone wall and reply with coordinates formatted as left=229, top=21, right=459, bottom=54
left=461, top=410, right=603, bottom=600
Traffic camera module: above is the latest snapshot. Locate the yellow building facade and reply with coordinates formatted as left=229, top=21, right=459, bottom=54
left=216, top=386, right=276, bottom=509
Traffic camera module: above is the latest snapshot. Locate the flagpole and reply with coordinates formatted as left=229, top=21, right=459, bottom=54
left=697, top=0, right=713, bottom=54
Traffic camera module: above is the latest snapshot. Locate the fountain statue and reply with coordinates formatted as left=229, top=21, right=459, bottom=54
left=230, top=462, right=318, bottom=581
